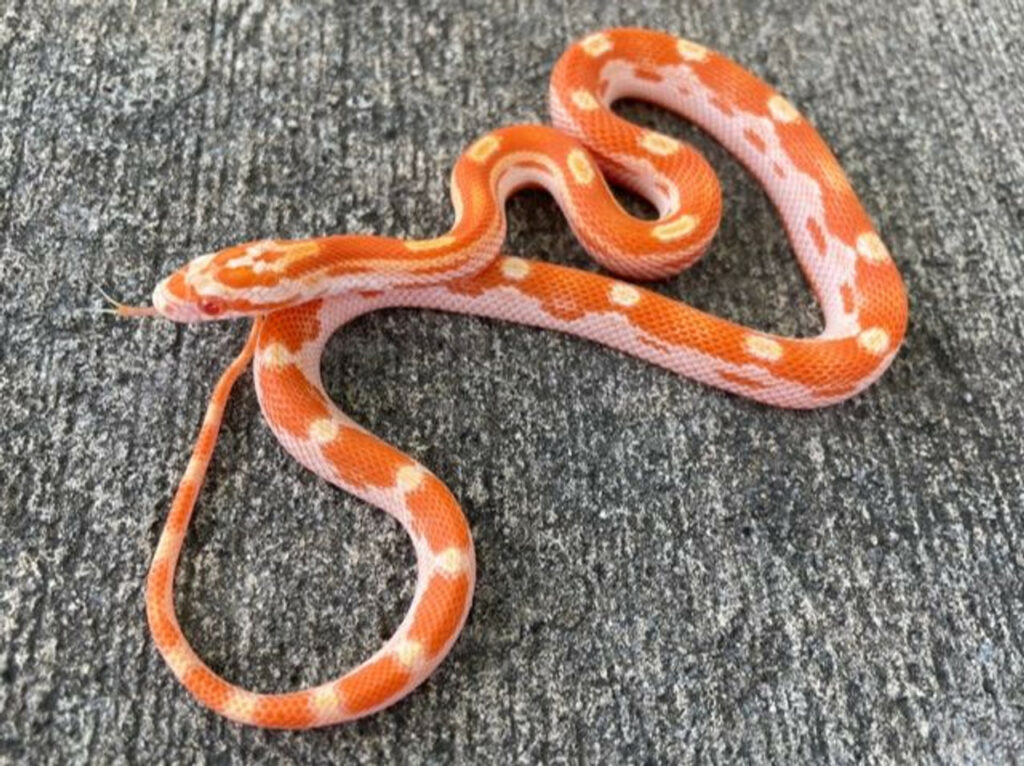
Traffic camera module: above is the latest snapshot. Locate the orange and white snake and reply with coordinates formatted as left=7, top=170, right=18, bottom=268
left=118, top=28, right=907, bottom=727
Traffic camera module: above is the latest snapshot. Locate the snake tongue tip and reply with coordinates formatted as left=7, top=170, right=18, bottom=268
left=92, top=283, right=158, bottom=318
left=115, top=304, right=159, bottom=318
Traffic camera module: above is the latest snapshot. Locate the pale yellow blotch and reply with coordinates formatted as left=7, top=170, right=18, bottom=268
left=396, top=465, right=425, bottom=492
left=744, top=334, right=784, bottom=362
left=451, top=182, right=465, bottom=226
left=253, top=240, right=320, bottom=274
left=310, top=686, right=343, bottom=716
left=768, top=94, right=800, bottom=123
left=676, top=38, right=709, bottom=62
left=856, top=232, right=891, bottom=264
left=639, top=131, right=680, bottom=157
left=609, top=283, right=641, bottom=308
left=154, top=529, right=183, bottom=562
left=437, top=547, right=469, bottom=575
left=183, top=454, right=205, bottom=483
left=468, top=135, right=501, bottom=163
left=395, top=640, right=424, bottom=669
left=260, top=342, right=292, bottom=369
left=223, top=690, right=260, bottom=721
left=224, top=254, right=252, bottom=269
left=285, top=241, right=321, bottom=257
left=201, top=403, right=224, bottom=430
left=570, top=89, right=600, bottom=111
left=308, top=418, right=339, bottom=444
left=820, top=160, right=854, bottom=196
left=186, top=253, right=216, bottom=275
left=500, top=257, right=531, bottom=281
left=245, top=240, right=278, bottom=258
left=580, top=32, right=613, bottom=57
left=652, top=214, right=699, bottom=242
left=163, top=646, right=194, bottom=678
left=468, top=180, right=490, bottom=206
left=857, top=327, right=890, bottom=355
left=567, top=148, right=595, bottom=185
left=405, top=234, right=457, bottom=252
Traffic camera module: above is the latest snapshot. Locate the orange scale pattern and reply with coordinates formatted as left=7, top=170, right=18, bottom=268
left=140, top=28, right=907, bottom=728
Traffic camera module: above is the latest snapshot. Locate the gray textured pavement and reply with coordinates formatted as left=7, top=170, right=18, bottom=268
left=2, top=1, right=1023, bottom=762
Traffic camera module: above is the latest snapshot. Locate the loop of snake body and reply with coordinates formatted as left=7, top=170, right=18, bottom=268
left=137, top=28, right=907, bottom=727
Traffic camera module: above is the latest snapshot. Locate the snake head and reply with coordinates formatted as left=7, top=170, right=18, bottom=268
left=153, top=239, right=317, bottom=322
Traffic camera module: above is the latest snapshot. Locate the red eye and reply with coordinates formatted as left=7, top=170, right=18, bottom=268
left=199, top=298, right=224, bottom=316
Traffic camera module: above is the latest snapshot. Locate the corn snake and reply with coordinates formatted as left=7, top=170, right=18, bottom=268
left=125, top=28, right=907, bottom=728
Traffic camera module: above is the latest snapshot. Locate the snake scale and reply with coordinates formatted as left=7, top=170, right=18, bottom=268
left=115, top=28, right=907, bottom=727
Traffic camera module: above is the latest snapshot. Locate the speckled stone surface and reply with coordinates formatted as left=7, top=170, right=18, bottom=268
left=2, top=1, right=1022, bottom=762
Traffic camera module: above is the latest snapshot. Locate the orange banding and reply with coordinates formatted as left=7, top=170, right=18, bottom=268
left=251, top=693, right=316, bottom=729
left=407, top=573, right=472, bottom=656
left=140, top=28, right=906, bottom=730
left=406, top=474, right=471, bottom=551
left=182, top=666, right=233, bottom=712
left=321, top=428, right=408, bottom=489
left=257, top=364, right=331, bottom=439
left=336, top=656, right=412, bottom=716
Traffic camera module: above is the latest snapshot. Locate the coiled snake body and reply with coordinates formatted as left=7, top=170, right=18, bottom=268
left=128, top=28, right=907, bottom=727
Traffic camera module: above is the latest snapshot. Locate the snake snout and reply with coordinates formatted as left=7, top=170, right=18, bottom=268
left=152, top=274, right=204, bottom=322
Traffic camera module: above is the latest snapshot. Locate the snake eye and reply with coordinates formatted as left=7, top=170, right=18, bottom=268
left=199, top=298, right=224, bottom=316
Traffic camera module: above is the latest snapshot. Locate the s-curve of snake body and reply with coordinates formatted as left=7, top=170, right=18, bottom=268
left=112, top=28, right=907, bottom=727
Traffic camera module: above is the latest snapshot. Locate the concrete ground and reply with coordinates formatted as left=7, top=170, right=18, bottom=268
left=2, top=0, right=1022, bottom=762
